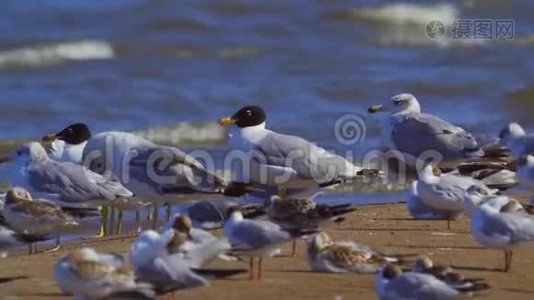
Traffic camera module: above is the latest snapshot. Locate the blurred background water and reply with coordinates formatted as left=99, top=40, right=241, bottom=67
left=0, top=0, right=533, bottom=196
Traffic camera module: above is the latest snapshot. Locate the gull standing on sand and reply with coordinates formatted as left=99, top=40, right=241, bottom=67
left=414, top=164, right=498, bottom=229
left=306, top=232, right=400, bottom=273
left=368, top=93, right=483, bottom=164
left=42, top=123, right=91, bottom=163
left=2, top=187, right=79, bottom=254
left=466, top=187, right=534, bottom=272
left=0, top=142, right=133, bottom=237
left=173, top=200, right=265, bottom=230
left=0, top=225, right=19, bottom=257
left=406, top=181, right=463, bottom=221
left=265, top=194, right=356, bottom=255
left=218, top=105, right=380, bottom=196
left=499, top=122, right=534, bottom=157
left=375, top=264, right=470, bottom=300
left=79, top=128, right=250, bottom=229
left=224, top=207, right=312, bottom=280
left=54, top=247, right=155, bottom=299
left=0, top=142, right=133, bottom=208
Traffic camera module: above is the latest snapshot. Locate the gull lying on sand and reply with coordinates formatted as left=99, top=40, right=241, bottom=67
left=54, top=248, right=155, bottom=299
left=466, top=186, right=534, bottom=272
left=368, top=93, right=483, bottom=165
left=2, top=187, right=79, bottom=254
left=411, top=255, right=490, bottom=291
left=306, top=232, right=401, bottom=273
left=376, top=264, right=482, bottom=300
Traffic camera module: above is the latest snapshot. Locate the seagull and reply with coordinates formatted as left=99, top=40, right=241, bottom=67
left=415, top=164, right=498, bottom=229
left=42, top=123, right=91, bottom=163
left=2, top=187, right=79, bottom=254
left=42, top=124, right=153, bottom=236
left=54, top=247, right=155, bottom=300
left=517, top=155, right=534, bottom=203
left=0, top=142, right=133, bottom=237
left=218, top=105, right=381, bottom=197
left=130, top=229, right=243, bottom=295
left=79, top=129, right=251, bottom=228
left=306, top=232, right=400, bottom=273
left=173, top=200, right=265, bottom=230
left=163, top=213, right=236, bottom=261
left=411, top=255, right=490, bottom=291
left=0, top=225, right=20, bottom=256
left=406, top=181, right=463, bottom=221
left=0, top=142, right=133, bottom=208
left=130, top=228, right=230, bottom=270
left=499, top=122, right=534, bottom=157
left=368, top=93, right=483, bottom=165
left=376, top=264, right=469, bottom=300
left=223, top=207, right=313, bottom=280
left=467, top=189, right=534, bottom=272
left=265, top=194, right=356, bottom=255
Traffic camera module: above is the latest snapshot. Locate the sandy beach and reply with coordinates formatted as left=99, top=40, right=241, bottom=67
left=2, top=198, right=534, bottom=300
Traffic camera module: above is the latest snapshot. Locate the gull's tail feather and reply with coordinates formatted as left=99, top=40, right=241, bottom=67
left=189, top=238, right=231, bottom=268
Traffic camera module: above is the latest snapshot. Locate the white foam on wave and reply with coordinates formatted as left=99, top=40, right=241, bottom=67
left=354, top=3, right=458, bottom=26
left=347, top=3, right=492, bottom=47
left=0, top=40, right=114, bottom=68
left=133, top=121, right=227, bottom=145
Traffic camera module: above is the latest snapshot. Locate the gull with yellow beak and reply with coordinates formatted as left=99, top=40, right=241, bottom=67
left=368, top=93, right=483, bottom=165
left=219, top=105, right=381, bottom=197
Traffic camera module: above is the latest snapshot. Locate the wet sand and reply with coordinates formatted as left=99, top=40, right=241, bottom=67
left=1, top=198, right=534, bottom=300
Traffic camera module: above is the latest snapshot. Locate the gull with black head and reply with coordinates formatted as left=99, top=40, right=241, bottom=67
left=219, top=105, right=380, bottom=197
left=42, top=123, right=91, bottom=163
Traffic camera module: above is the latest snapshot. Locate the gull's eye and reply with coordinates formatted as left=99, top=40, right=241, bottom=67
left=394, top=101, right=403, bottom=106
left=246, top=110, right=252, bottom=116
left=17, top=150, right=22, bottom=156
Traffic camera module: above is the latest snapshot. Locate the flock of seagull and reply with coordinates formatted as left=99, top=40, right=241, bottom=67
left=1, top=93, right=534, bottom=299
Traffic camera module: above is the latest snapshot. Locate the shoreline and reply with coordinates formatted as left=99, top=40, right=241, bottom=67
left=2, top=199, right=534, bottom=299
